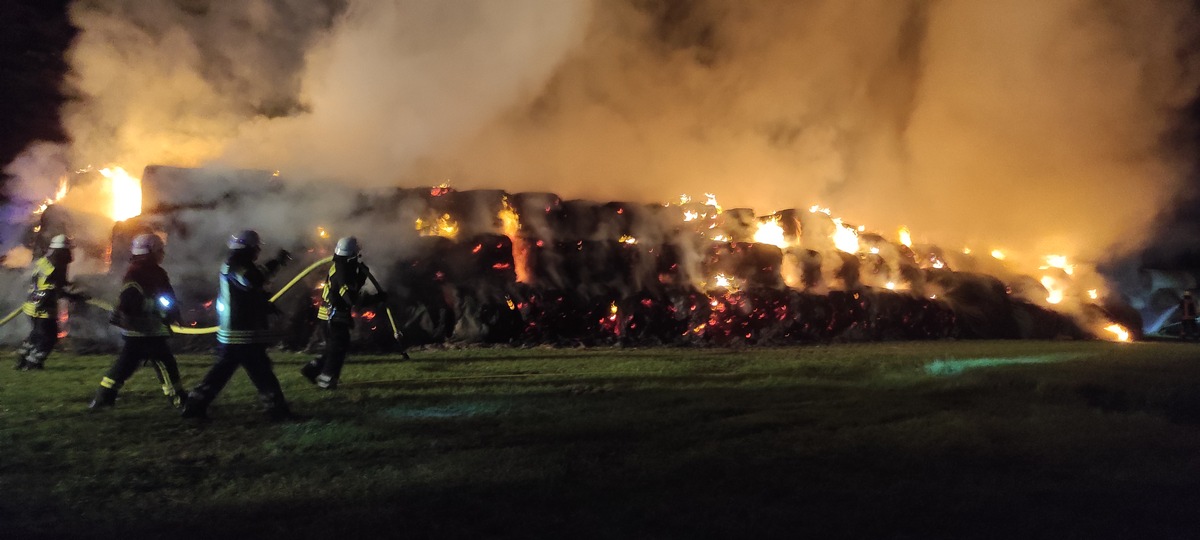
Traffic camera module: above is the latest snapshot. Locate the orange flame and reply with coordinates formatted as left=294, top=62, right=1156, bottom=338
left=499, top=196, right=530, bottom=282
left=753, top=217, right=787, bottom=248
left=1103, top=324, right=1131, bottom=342
left=100, top=167, right=142, bottom=221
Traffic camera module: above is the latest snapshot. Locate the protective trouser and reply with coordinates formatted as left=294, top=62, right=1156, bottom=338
left=91, top=337, right=185, bottom=408
left=182, top=344, right=289, bottom=419
left=301, top=321, right=351, bottom=389
left=15, top=316, right=58, bottom=370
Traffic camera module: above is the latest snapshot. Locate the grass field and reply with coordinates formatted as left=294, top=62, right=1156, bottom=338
left=3, top=340, right=1200, bottom=539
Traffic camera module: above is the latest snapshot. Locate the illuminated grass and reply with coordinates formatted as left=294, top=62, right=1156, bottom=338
left=2, top=341, right=1199, bottom=539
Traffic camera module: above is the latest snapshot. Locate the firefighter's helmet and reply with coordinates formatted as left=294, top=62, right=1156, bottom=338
left=49, top=234, right=72, bottom=250
left=334, top=236, right=360, bottom=257
left=131, top=233, right=164, bottom=256
left=227, top=230, right=261, bottom=250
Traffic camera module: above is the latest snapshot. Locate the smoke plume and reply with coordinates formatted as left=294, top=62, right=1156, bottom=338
left=6, top=0, right=1200, bottom=264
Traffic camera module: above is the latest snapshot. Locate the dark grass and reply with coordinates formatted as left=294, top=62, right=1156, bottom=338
left=2, top=341, right=1200, bottom=539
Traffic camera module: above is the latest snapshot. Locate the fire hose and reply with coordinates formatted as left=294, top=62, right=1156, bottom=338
left=0, top=256, right=334, bottom=335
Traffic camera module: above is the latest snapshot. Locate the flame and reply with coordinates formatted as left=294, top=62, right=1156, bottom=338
left=683, top=210, right=699, bottom=221
left=963, top=247, right=972, bottom=254
left=753, top=217, right=787, bottom=248
left=809, top=205, right=831, bottom=215
left=498, top=196, right=530, bottom=282
left=1041, top=254, right=1075, bottom=275
left=1040, top=276, right=1064, bottom=304
left=679, top=194, right=691, bottom=205
left=33, top=177, right=70, bottom=215
left=430, top=182, right=452, bottom=196
left=991, top=249, right=1006, bottom=260
left=619, top=235, right=638, bottom=245
left=899, top=226, right=912, bottom=248
left=1087, top=289, right=1099, bottom=300
left=885, top=282, right=896, bottom=290
left=100, top=167, right=142, bottom=221
left=831, top=218, right=859, bottom=253
left=416, top=214, right=459, bottom=239
left=1103, top=323, right=1131, bottom=342
left=317, top=226, right=329, bottom=239
left=704, top=193, right=723, bottom=214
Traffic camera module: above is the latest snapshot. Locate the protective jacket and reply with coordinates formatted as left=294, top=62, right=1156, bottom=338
left=217, top=256, right=280, bottom=344
left=318, top=257, right=368, bottom=323
left=114, top=257, right=180, bottom=337
left=22, top=256, right=67, bottom=319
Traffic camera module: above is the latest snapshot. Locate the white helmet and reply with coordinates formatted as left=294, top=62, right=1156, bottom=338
left=227, top=229, right=261, bottom=250
left=49, top=234, right=72, bottom=249
left=131, top=233, right=164, bottom=256
left=334, top=236, right=360, bottom=257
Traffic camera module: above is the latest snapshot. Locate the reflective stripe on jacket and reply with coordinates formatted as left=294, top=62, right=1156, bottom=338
left=116, top=259, right=179, bottom=337
left=217, top=259, right=279, bottom=344
left=317, top=259, right=366, bottom=322
left=22, top=257, right=65, bottom=319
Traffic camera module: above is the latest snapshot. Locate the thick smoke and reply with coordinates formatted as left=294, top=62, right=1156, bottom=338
left=5, top=0, right=1200, bottom=264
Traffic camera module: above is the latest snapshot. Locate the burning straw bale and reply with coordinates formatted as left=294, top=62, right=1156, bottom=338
left=0, top=168, right=1142, bottom=350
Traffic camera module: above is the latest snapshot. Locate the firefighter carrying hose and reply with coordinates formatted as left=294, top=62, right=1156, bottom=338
left=13, top=234, right=85, bottom=371
left=89, top=233, right=186, bottom=410
left=300, top=236, right=385, bottom=389
left=181, top=230, right=295, bottom=421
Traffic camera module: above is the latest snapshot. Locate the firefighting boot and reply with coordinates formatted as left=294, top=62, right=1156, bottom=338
left=315, top=374, right=338, bottom=390
left=89, top=385, right=118, bottom=410
left=300, top=361, right=321, bottom=385
left=12, top=342, right=32, bottom=370
left=180, top=391, right=210, bottom=420
left=19, top=350, right=47, bottom=371
left=259, top=391, right=294, bottom=422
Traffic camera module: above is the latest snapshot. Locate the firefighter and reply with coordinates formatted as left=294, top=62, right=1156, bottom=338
left=1181, top=291, right=1198, bottom=340
left=181, top=230, right=294, bottom=421
left=300, top=236, right=383, bottom=390
left=13, top=234, right=84, bottom=371
left=89, top=233, right=186, bottom=410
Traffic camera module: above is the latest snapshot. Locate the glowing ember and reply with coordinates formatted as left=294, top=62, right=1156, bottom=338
left=430, top=182, right=452, bottom=196
left=1103, top=324, right=1131, bottom=342
left=898, top=226, right=912, bottom=248
left=809, top=205, right=831, bottom=215
left=963, top=247, right=972, bottom=254
left=619, top=235, right=638, bottom=244
left=1087, top=289, right=1099, bottom=300
left=753, top=217, right=787, bottom=248
left=679, top=194, right=691, bottom=205
left=712, top=273, right=733, bottom=289
left=317, top=226, right=329, bottom=239
left=99, top=167, right=142, bottom=221
left=885, top=282, right=896, bottom=290
left=831, top=218, right=859, bottom=253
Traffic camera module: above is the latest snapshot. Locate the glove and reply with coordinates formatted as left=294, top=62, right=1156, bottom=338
left=275, top=249, right=292, bottom=265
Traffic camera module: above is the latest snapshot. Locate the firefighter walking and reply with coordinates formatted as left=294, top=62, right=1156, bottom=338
left=89, top=234, right=186, bottom=410
left=300, top=236, right=384, bottom=390
left=14, top=234, right=83, bottom=371
left=181, top=230, right=294, bottom=421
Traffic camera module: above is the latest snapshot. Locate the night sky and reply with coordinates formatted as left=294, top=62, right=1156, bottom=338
left=0, top=0, right=74, bottom=189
